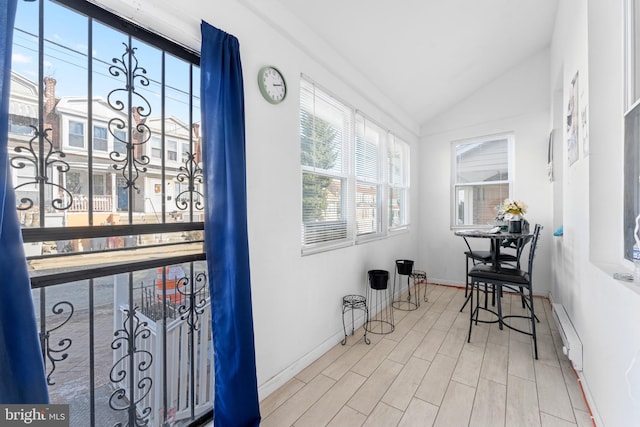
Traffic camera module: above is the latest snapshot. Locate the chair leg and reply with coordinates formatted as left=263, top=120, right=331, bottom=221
left=465, top=256, right=470, bottom=296
left=518, top=286, right=540, bottom=323
left=528, top=286, right=538, bottom=359
left=497, top=285, right=504, bottom=330
left=467, top=280, right=473, bottom=342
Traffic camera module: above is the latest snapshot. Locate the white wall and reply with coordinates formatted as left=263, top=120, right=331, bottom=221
left=419, top=49, right=553, bottom=294
left=548, top=0, right=640, bottom=425
left=90, top=0, right=421, bottom=399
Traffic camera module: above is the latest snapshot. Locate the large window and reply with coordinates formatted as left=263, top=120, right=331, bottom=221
left=300, top=79, right=352, bottom=249
left=300, top=77, right=410, bottom=253
left=452, top=134, right=513, bottom=227
left=9, top=0, right=206, bottom=425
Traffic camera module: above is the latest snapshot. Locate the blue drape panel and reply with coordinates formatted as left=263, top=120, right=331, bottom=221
left=0, top=0, right=49, bottom=404
left=200, top=21, right=260, bottom=427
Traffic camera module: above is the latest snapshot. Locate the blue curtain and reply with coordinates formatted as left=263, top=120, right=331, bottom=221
left=0, top=0, right=49, bottom=404
left=200, top=21, right=260, bottom=427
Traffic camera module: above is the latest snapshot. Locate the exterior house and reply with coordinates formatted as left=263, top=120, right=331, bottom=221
left=8, top=71, right=203, bottom=249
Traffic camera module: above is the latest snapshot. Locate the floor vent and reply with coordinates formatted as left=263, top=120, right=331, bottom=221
left=552, top=303, right=583, bottom=371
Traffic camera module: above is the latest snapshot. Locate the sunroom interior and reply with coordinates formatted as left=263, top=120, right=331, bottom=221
left=3, top=0, right=640, bottom=426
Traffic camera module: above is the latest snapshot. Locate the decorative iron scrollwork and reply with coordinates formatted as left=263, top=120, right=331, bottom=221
left=176, top=272, right=207, bottom=333
left=110, top=306, right=153, bottom=426
left=107, top=42, right=151, bottom=191
left=41, top=301, right=74, bottom=386
left=175, top=152, right=204, bottom=211
left=11, top=127, right=73, bottom=211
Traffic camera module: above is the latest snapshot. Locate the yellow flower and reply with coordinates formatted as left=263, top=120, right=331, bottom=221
left=500, top=199, right=527, bottom=217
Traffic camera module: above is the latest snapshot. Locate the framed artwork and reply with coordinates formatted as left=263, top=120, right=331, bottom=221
left=567, top=71, right=579, bottom=166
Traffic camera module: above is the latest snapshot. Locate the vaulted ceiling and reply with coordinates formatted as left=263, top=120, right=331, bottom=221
left=274, top=0, right=559, bottom=126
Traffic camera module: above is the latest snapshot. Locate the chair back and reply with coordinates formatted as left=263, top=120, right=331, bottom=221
left=526, top=224, right=543, bottom=278
left=501, top=237, right=531, bottom=269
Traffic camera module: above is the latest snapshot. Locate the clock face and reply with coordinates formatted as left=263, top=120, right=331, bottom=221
left=258, top=66, right=286, bottom=104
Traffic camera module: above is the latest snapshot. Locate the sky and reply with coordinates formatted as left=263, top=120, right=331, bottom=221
left=11, top=0, right=200, bottom=125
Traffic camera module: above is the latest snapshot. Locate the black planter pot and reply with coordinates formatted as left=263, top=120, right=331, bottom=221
left=395, top=259, right=414, bottom=275
left=368, top=270, right=389, bottom=290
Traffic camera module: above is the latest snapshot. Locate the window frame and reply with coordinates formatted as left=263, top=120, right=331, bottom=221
left=299, top=76, right=410, bottom=254
left=387, top=134, right=410, bottom=231
left=93, top=125, right=108, bottom=152
left=167, top=139, right=178, bottom=161
left=10, top=0, right=204, bottom=285
left=300, top=78, right=353, bottom=253
left=624, top=0, right=640, bottom=262
left=355, top=112, right=385, bottom=241
left=68, top=119, right=85, bottom=148
left=450, top=133, right=514, bottom=228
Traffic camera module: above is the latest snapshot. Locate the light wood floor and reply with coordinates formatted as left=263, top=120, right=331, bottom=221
left=259, top=284, right=594, bottom=427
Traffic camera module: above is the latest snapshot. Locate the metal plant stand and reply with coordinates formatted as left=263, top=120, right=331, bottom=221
left=393, top=260, right=418, bottom=311
left=410, top=270, right=429, bottom=303
left=365, top=270, right=394, bottom=335
left=341, top=295, right=370, bottom=345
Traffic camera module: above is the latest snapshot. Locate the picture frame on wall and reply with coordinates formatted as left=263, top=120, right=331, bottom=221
left=567, top=71, right=579, bottom=166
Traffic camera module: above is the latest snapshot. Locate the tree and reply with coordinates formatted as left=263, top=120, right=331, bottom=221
left=300, top=110, right=338, bottom=222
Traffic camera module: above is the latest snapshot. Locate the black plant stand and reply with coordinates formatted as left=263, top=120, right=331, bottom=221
left=365, top=270, right=394, bottom=334
left=341, top=295, right=370, bottom=345
left=410, top=270, right=429, bottom=303
left=393, top=260, right=418, bottom=311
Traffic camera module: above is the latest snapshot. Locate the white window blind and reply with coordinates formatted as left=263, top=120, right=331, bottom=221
left=300, top=79, right=353, bottom=249
left=388, top=134, right=409, bottom=229
left=355, top=113, right=383, bottom=237
left=300, top=76, right=411, bottom=253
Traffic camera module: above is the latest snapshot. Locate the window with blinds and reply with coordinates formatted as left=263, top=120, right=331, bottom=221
left=452, top=134, right=513, bottom=227
left=355, top=113, right=383, bottom=237
left=300, top=79, right=353, bottom=248
left=388, top=134, right=410, bottom=229
left=300, top=76, right=411, bottom=253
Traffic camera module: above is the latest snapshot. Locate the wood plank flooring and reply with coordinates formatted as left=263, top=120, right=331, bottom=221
left=259, top=284, right=594, bottom=427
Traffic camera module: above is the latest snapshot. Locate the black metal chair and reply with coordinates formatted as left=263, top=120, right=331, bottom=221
left=467, top=224, right=543, bottom=359
left=459, top=240, right=520, bottom=312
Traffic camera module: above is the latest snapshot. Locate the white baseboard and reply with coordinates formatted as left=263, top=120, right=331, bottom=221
left=257, top=311, right=366, bottom=401
left=575, top=365, right=602, bottom=426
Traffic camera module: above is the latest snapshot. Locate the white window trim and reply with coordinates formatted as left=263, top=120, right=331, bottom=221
left=355, top=112, right=386, bottom=242
left=65, top=117, right=86, bottom=150
left=450, top=132, right=514, bottom=229
left=300, top=76, right=411, bottom=254
left=388, top=134, right=411, bottom=232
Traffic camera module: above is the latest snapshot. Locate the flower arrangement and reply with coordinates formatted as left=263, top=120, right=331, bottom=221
left=498, top=198, right=527, bottom=220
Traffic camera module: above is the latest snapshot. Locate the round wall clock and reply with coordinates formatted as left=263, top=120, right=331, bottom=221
left=258, top=65, right=287, bottom=104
